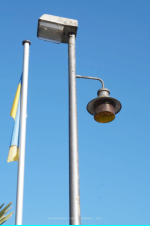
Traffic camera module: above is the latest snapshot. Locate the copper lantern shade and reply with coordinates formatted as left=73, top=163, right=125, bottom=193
left=87, top=88, right=121, bottom=123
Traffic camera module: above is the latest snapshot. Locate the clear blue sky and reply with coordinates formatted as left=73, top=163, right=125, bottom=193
left=1, top=0, right=150, bottom=225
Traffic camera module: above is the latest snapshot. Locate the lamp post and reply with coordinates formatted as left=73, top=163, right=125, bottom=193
left=37, top=14, right=80, bottom=225
left=37, top=14, right=122, bottom=225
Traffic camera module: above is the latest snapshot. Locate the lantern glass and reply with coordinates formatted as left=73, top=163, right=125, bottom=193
left=94, top=111, right=115, bottom=123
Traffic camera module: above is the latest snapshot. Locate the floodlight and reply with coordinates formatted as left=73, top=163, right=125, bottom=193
left=37, top=14, right=78, bottom=44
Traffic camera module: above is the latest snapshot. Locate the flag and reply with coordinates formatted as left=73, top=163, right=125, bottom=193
left=7, top=76, right=22, bottom=162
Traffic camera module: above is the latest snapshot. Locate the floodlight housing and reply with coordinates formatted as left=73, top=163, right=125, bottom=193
left=87, top=88, right=122, bottom=123
left=37, top=14, right=78, bottom=44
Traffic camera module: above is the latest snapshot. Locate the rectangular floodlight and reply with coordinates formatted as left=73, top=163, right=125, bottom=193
left=37, top=14, right=78, bottom=44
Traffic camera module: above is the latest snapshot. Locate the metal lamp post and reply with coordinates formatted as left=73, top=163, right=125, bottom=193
left=37, top=14, right=122, bottom=225
left=37, top=14, right=80, bottom=225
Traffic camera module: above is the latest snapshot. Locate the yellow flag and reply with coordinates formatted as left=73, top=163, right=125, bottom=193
left=10, top=83, right=21, bottom=120
left=8, top=77, right=21, bottom=162
left=7, top=146, right=19, bottom=162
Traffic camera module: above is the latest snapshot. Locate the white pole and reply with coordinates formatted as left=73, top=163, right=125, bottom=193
left=15, top=40, right=31, bottom=225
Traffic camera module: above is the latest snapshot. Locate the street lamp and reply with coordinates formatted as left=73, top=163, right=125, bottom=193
left=37, top=14, right=78, bottom=43
left=87, top=87, right=121, bottom=123
left=76, top=75, right=121, bottom=123
left=37, top=14, right=80, bottom=225
left=37, top=14, right=122, bottom=225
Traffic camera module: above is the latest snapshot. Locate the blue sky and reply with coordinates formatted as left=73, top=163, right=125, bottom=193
left=1, top=0, right=150, bottom=225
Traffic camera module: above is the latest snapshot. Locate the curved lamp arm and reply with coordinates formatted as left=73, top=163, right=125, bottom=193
left=76, top=75, right=104, bottom=88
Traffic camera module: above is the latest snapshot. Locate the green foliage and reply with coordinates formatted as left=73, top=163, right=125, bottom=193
left=0, top=202, right=14, bottom=225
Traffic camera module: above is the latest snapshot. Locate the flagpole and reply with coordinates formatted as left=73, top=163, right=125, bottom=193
left=15, top=40, right=31, bottom=225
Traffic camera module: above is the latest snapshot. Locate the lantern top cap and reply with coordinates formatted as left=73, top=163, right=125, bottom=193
left=97, top=88, right=110, bottom=97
